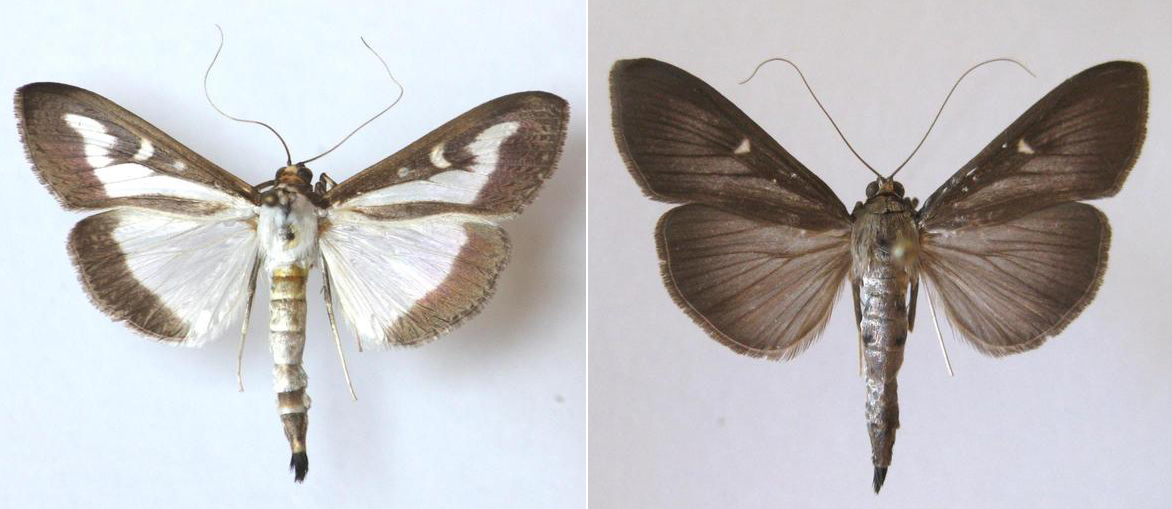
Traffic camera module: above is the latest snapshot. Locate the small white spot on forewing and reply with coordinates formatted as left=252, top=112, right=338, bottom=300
left=1016, top=138, right=1035, bottom=155
left=734, top=138, right=751, bottom=154
left=397, top=167, right=411, bottom=178
left=132, top=139, right=154, bottom=161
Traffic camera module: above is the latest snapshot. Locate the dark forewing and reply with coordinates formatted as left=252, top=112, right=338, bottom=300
left=323, top=92, right=568, bottom=219
left=658, top=204, right=851, bottom=360
left=920, top=203, right=1109, bottom=356
left=918, top=61, right=1146, bottom=356
left=16, top=83, right=258, bottom=214
left=919, top=61, right=1146, bottom=231
left=611, top=58, right=850, bottom=231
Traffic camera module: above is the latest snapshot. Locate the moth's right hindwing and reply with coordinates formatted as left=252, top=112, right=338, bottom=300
left=611, top=58, right=853, bottom=359
left=17, top=83, right=261, bottom=344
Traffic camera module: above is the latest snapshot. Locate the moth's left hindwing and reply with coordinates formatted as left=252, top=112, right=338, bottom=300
left=321, top=92, right=569, bottom=348
left=17, top=83, right=260, bottom=344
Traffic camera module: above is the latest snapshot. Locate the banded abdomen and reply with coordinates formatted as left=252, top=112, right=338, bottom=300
left=850, top=191, right=919, bottom=493
left=859, top=270, right=908, bottom=492
left=269, top=265, right=311, bottom=481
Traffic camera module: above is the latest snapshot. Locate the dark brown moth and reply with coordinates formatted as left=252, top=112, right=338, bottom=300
left=610, top=58, right=1146, bottom=492
left=17, top=75, right=568, bottom=481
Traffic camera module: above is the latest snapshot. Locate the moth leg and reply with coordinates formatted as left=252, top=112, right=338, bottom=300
left=923, top=282, right=955, bottom=377
left=253, top=179, right=276, bottom=193
left=320, top=255, right=358, bottom=400
left=314, top=173, right=338, bottom=195
left=852, top=280, right=863, bottom=377
left=907, top=278, right=919, bottom=332
left=236, top=255, right=262, bottom=392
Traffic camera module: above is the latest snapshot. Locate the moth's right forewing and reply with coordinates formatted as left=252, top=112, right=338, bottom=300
left=610, top=58, right=851, bottom=231
left=657, top=204, right=851, bottom=360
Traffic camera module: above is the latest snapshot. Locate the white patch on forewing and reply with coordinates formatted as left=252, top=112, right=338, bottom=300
left=63, top=114, right=115, bottom=167
left=1016, top=138, right=1036, bottom=155
left=734, top=138, right=751, bottom=154
left=320, top=211, right=468, bottom=344
left=174, top=160, right=187, bottom=171
left=397, top=167, right=411, bottom=178
left=92, top=163, right=231, bottom=202
left=343, top=121, right=521, bottom=208
left=110, top=209, right=258, bottom=344
left=132, top=139, right=154, bottom=161
left=429, top=143, right=451, bottom=168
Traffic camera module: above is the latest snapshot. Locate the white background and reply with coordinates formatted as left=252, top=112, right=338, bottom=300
left=0, top=1, right=585, bottom=508
left=590, top=1, right=1172, bottom=507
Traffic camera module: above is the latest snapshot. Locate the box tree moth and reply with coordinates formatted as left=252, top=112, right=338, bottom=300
left=610, top=58, right=1145, bottom=492
left=16, top=41, right=569, bottom=482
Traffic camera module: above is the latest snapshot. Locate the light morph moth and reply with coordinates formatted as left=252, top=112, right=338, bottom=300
left=611, top=58, right=1145, bottom=492
left=17, top=46, right=568, bottom=481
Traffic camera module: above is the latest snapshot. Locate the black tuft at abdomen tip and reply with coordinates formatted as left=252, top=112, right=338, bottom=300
left=873, top=466, right=888, bottom=494
left=290, top=452, right=309, bottom=483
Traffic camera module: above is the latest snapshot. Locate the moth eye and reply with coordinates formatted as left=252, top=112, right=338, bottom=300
left=893, top=182, right=905, bottom=196
left=866, top=181, right=878, bottom=198
left=298, top=167, right=313, bottom=182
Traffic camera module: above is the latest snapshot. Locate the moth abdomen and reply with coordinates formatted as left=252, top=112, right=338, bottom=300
left=859, top=272, right=908, bottom=494
left=269, top=265, right=311, bottom=482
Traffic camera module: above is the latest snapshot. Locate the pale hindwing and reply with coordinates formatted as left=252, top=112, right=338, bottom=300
left=16, top=82, right=258, bottom=215
left=657, top=204, right=852, bottom=360
left=319, top=211, right=509, bottom=348
left=920, top=203, right=1109, bottom=356
left=69, top=208, right=259, bottom=345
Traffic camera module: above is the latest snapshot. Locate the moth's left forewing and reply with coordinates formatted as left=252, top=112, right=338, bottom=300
left=321, top=92, right=569, bottom=348
left=324, top=92, right=569, bottom=219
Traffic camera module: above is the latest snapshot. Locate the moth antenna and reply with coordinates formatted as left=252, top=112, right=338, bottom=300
left=888, top=58, right=1035, bottom=179
left=204, top=25, right=293, bottom=166
left=924, top=281, right=955, bottom=377
left=298, top=37, right=404, bottom=165
left=741, top=57, right=883, bottom=179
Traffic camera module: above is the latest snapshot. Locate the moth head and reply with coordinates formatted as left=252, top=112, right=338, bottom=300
left=275, top=163, right=314, bottom=188
left=866, top=178, right=904, bottom=198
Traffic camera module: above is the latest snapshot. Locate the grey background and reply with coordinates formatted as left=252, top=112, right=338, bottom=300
left=589, top=0, right=1172, bottom=507
left=0, top=1, right=585, bottom=508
